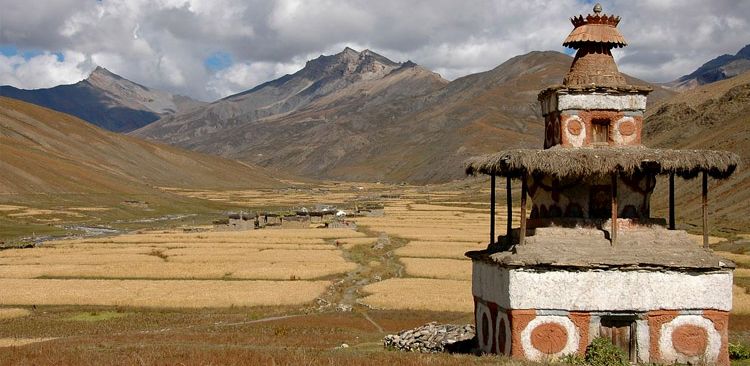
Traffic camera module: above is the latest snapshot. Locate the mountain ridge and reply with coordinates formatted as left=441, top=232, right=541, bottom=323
left=0, top=67, right=205, bottom=132
left=135, top=49, right=674, bottom=183
left=665, top=44, right=750, bottom=91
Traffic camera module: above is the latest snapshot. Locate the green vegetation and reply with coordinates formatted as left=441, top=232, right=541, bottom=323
left=560, top=338, right=628, bottom=366
left=66, top=311, right=128, bottom=322
left=731, top=342, right=750, bottom=360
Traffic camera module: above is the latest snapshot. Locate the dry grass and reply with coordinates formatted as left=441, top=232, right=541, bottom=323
left=401, top=258, right=472, bottom=281
left=394, top=241, right=485, bottom=259
left=166, top=249, right=347, bottom=263
left=686, top=234, right=726, bottom=246
left=7, top=209, right=84, bottom=217
left=0, top=261, right=355, bottom=280
left=333, top=237, right=378, bottom=245
left=359, top=278, right=472, bottom=312
left=0, top=338, right=56, bottom=348
left=717, top=252, right=750, bottom=267
left=0, top=204, right=25, bottom=212
left=67, top=207, right=111, bottom=212
left=0, top=253, right=163, bottom=265
left=0, top=308, right=31, bottom=319
left=0, top=279, right=330, bottom=307
left=734, top=285, right=750, bottom=315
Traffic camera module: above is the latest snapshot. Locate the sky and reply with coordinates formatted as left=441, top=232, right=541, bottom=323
left=1, top=0, right=748, bottom=101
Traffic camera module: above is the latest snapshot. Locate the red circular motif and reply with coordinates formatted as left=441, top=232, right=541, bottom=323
left=530, top=323, right=568, bottom=354
left=619, top=120, right=636, bottom=136
left=672, top=325, right=708, bottom=357
left=567, top=119, right=583, bottom=136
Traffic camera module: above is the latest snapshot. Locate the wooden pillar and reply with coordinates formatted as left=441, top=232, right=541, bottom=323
left=490, top=175, right=495, bottom=246
left=669, top=173, right=675, bottom=230
left=506, top=176, right=512, bottom=244
left=611, top=173, right=618, bottom=246
left=519, top=173, right=528, bottom=246
left=702, top=171, right=709, bottom=249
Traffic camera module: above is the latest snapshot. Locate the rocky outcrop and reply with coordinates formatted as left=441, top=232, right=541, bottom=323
left=383, top=322, right=476, bottom=353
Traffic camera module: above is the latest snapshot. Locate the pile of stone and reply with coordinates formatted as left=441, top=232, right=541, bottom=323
left=383, top=322, right=475, bottom=353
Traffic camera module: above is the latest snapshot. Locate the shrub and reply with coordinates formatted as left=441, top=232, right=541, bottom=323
left=730, top=342, right=750, bottom=360
left=584, top=337, right=628, bottom=366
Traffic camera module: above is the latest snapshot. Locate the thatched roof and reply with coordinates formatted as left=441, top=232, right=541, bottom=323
left=465, top=146, right=740, bottom=180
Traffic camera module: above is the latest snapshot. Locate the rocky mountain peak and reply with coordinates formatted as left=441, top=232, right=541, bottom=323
left=301, top=47, right=401, bottom=80
left=736, top=44, right=750, bottom=58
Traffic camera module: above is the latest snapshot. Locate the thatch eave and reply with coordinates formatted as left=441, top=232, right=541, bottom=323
left=464, top=146, right=740, bottom=180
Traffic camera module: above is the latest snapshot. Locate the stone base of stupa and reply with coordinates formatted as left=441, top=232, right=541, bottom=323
left=467, top=228, right=734, bottom=365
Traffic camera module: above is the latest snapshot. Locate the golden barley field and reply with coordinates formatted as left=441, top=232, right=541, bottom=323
left=359, top=278, right=473, bottom=312
left=0, top=279, right=330, bottom=308
left=0, top=308, right=31, bottom=319
left=0, top=227, right=372, bottom=307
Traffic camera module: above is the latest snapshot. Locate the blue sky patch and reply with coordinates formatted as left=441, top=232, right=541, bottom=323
left=204, top=52, right=233, bottom=71
left=0, top=44, right=64, bottom=61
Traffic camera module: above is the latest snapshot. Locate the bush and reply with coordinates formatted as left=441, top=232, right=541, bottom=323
left=730, top=342, right=750, bottom=360
left=583, top=337, right=628, bottom=366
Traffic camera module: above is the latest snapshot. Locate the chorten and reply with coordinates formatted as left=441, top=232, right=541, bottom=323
left=465, top=4, right=740, bottom=365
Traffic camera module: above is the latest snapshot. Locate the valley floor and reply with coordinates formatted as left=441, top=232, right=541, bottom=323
left=0, top=181, right=748, bottom=365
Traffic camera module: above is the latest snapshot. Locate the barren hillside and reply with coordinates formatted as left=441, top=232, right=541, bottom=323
left=0, top=97, right=281, bottom=194
left=645, top=71, right=750, bottom=233
left=135, top=50, right=673, bottom=184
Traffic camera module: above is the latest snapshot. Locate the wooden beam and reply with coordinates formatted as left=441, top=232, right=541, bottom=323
left=669, top=173, right=675, bottom=230
left=611, top=173, right=618, bottom=246
left=506, top=176, right=512, bottom=245
left=490, top=175, right=495, bottom=246
left=519, top=173, right=528, bottom=246
left=703, top=171, right=709, bottom=249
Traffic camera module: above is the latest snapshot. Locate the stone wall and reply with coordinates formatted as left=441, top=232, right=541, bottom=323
left=473, top=298, right=729, bottom=365
left=471, top=262, right=732, bottom=364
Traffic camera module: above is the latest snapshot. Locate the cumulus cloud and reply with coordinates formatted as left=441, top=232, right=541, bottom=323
left=0, top=0, right=748, bottom=100
left=0, top=51, right=91, bottom=89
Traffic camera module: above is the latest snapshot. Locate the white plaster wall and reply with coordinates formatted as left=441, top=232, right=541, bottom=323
left=473, top=262, right=510, bottom=308
left=558, top=94, right=647, bottom=111
left=473, top=264, right=733, bottom=312
left=658, top=315, right=721, bottom=364
left=636, top=319, right=651, bottom=363
left=540, top=94, right=558, bottom=115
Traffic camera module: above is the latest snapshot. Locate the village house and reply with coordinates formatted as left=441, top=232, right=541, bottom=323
left=465, top=4, right=740, bottom=365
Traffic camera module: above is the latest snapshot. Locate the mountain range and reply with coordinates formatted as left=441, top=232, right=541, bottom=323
left=133, top=48, right=674, bottom=183
left=665, top=44, right=750, bottom=91
left=0, top=67, right=205, bottom=132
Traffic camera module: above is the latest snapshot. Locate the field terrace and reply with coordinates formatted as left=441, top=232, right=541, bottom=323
left=1, top=182, right=750, bottom=364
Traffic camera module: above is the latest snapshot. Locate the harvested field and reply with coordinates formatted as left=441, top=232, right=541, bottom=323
left=0, top=338, right=56, bottom=348
left=0, top=261, right=355, bottom=280
left=394, top=241, right=484, bottom=259
left=401, top=258, right=472, bottom=281
left=0, top=205, right=25, bottom=212
left=0, top=226, right=372, bottom=306
left=359, top=278, right=472, bottom=312
left=734, top=285, right=750, bottom=315
left=0, top=308, right=31, bottom=319
left=0, top=279, right=329, bottom=308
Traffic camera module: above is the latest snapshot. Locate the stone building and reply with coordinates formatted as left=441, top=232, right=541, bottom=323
left=465, top=4, right=740, bottom=365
